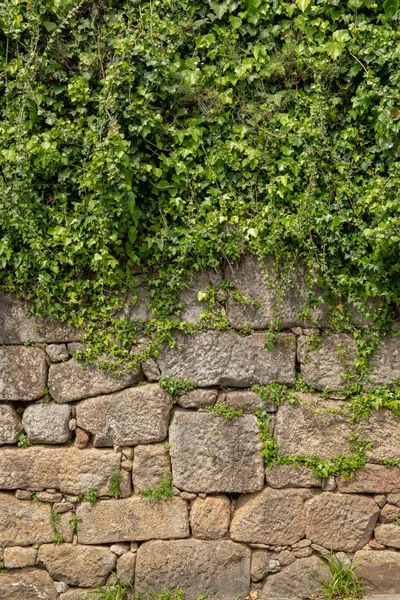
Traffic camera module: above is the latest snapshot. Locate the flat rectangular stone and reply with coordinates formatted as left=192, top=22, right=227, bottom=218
left=369, top=338, right=400, bottom=385
left=157, top=331, right=296, bottom=387
left=337, top=464, right=400, bottom=493
left=0, top=346, right=47, bottom=400
left=77, top=496, right=189, bottom=543
left=0, top=568, right=58, bottom=599
left=169, top=411, right=264, bottom=493
left=0, top=446, right=121, bottom=495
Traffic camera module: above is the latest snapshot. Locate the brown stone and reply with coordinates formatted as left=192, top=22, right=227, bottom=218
left=117, top=552, right=136, bottom=584
left=132, top=443, right=171, bottom=492
left=0, top=346, right=47, bottom=401
left=225, top=390, right=272, bottom=412
left=305, top=492, right=379, bottom=552
left=77, top=496, right=189, bottom=544
left=251, top=549, right=295, bottom=582
left=369, top=337, right=400, bottom=385
left=75, top=427, right=89, bottom=448
left=0, top=568, right=58, bottom=599
left=354, top=549, right=400, bottom=594
left=266, top=464, right=321, bottom=488
left=298, top=334, right=357, bottom=390
left=0, top=404, right=22, bottom=444
left=190, top=495, right=231, bottom=539
left=260, top=556, right=329, bottom=599
left=374, top=523, right=400, bottom=548
left=176, top=389, right=218, bottom=409
left=230, top=488, right=306, bottom=546
left=135, top=539, right=251, bottom=600
left=3, top=546, right=37, bottom=568
left=22, top=402, right=72, bottom=444
left=337, top=464, right=400, bottom=494
left=379, top=503, right=400, bottom=523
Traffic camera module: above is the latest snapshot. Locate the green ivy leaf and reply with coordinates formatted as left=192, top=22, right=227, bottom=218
left=384, top=0, right=399, bottom=18
left=296, top=0, right=312, bottom=11
left=43, top=21, right=57, bottom=31
left=324, top=40, right=345, bottom=60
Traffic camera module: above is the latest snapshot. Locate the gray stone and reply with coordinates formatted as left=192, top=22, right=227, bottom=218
left=224, top=390, right=272, bottom=412
left=117, top=551, right=136, bottom=584
left=115, top=286, right=154, bottom=323
left=0, top=446, right=121, bottom=495
left=230, top=488, right=306, bottom=545
left=260, top=556, right=329, bottom=599
left=177, top=389, right=218, bottom=409
left=76, top=384, right=172, bottom=446
left=178, top=269, right=223, bottom=324
left=0, top=568, right=58, bottom=599
left=251, top=549, right=296, bottom=581
left=369, top=338, right=400, bottom=385
left=3, top=546, right=37, bottom=568
left=38, top=544, right=116, bottom=587
left=380, top=504, right=400, bottom=523
left=375, top=523, right=400, bottom=548
left=46, top=344, right=69, bottom=362
left=135, top=539, right=251, bottom=600
left=298, top=334, right=357, bottom=390
left=0, top=292, right=83, bottom=344
left=22, top=403, right=72, bottom=444
left=59, top=589, right=87, bottom=600
left=305, top=492, right=379, bottom=552
left=266, top=464, right=321, bottom=488
left=132, top=443, right=171, bottom=492
left=224, top=254, right=327, bottom=330
left=337, top=464, right=400, bottom=494
left=77, top=496, right=189, bottom=544
left=157, top=331, right=296, bottom=387
left=0, top=404, right=22, bottom=444
left=49, top=358, right=143, bottom=403
left=169, top=411, right=264, bottom=493
left=141, top=358, right=161, bottom=381
left=0, top=346, right=47, bottom=401
left=190, top=495, right=231, bottom=539
left=354, top=549, right=400, bottom=594
left=110, top=543, right=130, bottom=556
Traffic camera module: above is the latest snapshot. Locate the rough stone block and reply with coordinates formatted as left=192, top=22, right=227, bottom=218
left=22, top=403, right=72, bottom=444
left=176, top=389, right=217, bottom=409
left=0, top=404, right=22, bottom=444
left=224, top=390, right=271, bottom=412
left=374, top=523, right=400, bottom=548
left=46, top=343, right=69, bottom=362
left=132, top=443, right=171, bottom=492
left=190, top=495, right=231, bottom=539
left=354, top=549, right=400, bottom=594
left=369, top=337, right=400, bottom=384
left=169, top=411, right=264, bottom=493
left=337, top=464, right=400, bottom=494
left=230, top=488, right=306, bottom=545
left=266, top=464, right=321, bottom=488
left=305, top=492, right=379, bottom=552
left=48, top=358, right=143, bottom=403
left=298, top=334, right=357, bottom=391
left=260, top=556, right=329, bottom=599
left=135, top=539, right=251, bottom=600
left=0, top=446, right=121, bottom=495
left=0, top=292, right=83, bottom=344
left=157, top=331, right=296, bottom=387
left=224, top=254, right=327, bottom=330
left=251, top=549, right=295, bottom=582
left=38, top=544, right=116, bottom=588
left=117, top=551, right=136, bottom=584
left=77, top=496, right=189, bottom=544
left=0, top=568, right=57, bottom=599
left=0, top=346, right=47, bottom=401
left=3, top=546, right=37, bottom=568
left=379, top=503, right=400, bottom=523
left=76, top=384, right=172, bottom=446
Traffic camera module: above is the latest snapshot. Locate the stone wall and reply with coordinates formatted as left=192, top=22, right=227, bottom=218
left=1, top=256, right=400, bottom=599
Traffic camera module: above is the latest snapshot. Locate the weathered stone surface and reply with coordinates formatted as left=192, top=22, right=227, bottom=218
left=305, top=492, right=379, bottom=552
left=260, top=556, right=329, bottom=599
left=132, top=443, right=171, bottom=492
left=178, top=270, right=223, bottom=324
left=298, top=334, right=357, bottom=390
left=170, top=412, right=264, bottom=493
left=135, top=539, right=251, bottom=600
left=176, top=389, right=218, bottom=409
left=224, top=255, right=327, bottom=330
left=0, top=446, right=121, bottom=495
left=115, top=286, right=154, bottom=323
left=374, top=524, right=400, bottom=548
left=22, top=403, right=72, bottom=444
left=76, top=384, right=172, bottom=446
left=46, top=343, right=69, bottom=362
left=190, top=495, right=231, bottom=539
left=387, top=493, right=400, bottom=507
left=157, top=331, right=296, bottom=387
left=0, top=346, right=47, bottom=401
left=230, top=488, right=306, bottom=545
left=251, top=549, right=296, bottom=581
left=224, top=390, right=272, bottom=412
left=337, top=464, right=400, bottom=494
left=38, top=544, right=116, bottom=587
left=266, top=464, right=321, bottom=488
left=0, top=568, right=58, bottom=599
left=0, top=293, right=83, bottom=344
left=354, top=549, right=400, bottom=594
left=276, top=395, right=400, bottom=462
left=369, top=337, right=400, bottom=384
left=0, top=404, right=22, bottom=444
left=59, top=589, right=87, bottom=600
left=77, top=496, right=189, bottom=544
left=380, top=504, right=400, bottom=523
left=49, top=358, right=143, bottom=403
left=117, top=551, right=136, bottom=584
left=3, top=546, right=37, bottom=568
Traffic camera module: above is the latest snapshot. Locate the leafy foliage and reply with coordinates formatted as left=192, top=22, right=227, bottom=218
left=159, top=376, right=197, bottom=397
left=109, top=468, right=123, bottom=498
left=317, top=551, right=365, bottom=600
left=203, top=401, right=243, bottom=420
left=140, top=472, right=173, bottom=502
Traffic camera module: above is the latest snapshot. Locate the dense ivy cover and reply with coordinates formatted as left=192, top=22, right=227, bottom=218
left=1, top=0, right=400, bottom=328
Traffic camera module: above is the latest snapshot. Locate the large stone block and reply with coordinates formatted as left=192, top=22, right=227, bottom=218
left=169, top=412, right=264, bottom=493
left=305, top=492, right=379, bottom=552
left=132, top=443, right=171, bottom=492
left=76, top=384, right=172, bottom=446
left=22, top=402, right=71, bottom=444
left=0, top=346, right=47, bottom=401
left=369, top=337, right=400, bottom=384
left=374, top=523, right=400, bottom=548
left=0, top=292, right=83, bottom=344
left=157, top=331, right=296, bottom=387
left=0, top=446, right=121, bottom=495
left=0, top=568, right=57, bottom=599
left=230, top=488, right=306, bottom=545
left=135, top=539, right=251, bottom=600
left=3, top=546, right=37, bottom=569
left=49, top=358, right=143, bottom=403
left=337, top=464, right=400, bottom=494
left=190, top=495, right=231, bottom=540
left=224, top=255, right=327, bottom=330
left=266, top=464, right=321, bottom=488
left=354, top=549, right=400, bottom=594
left=77, top=496, right=189, bottom=544
left=260, top=556, right=329, bottom=599
left=0, top=404, right=22, bottom=444
left=38, top=544, right=116, bottom=587
left=298, top=334, right=357, bottom=391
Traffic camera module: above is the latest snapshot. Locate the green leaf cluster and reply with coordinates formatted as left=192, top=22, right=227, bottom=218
left=203, top=401, right=243, bottom=420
